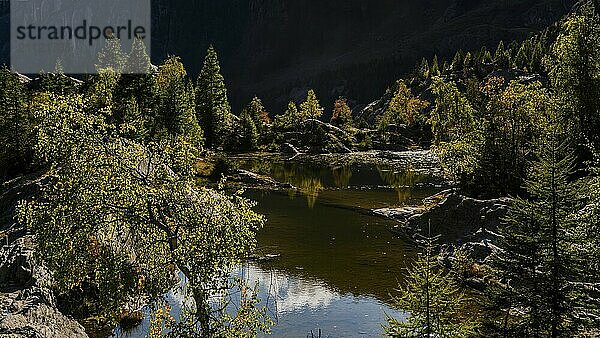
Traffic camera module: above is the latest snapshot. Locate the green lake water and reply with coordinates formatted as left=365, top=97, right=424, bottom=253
left=113, top=151, right=445, bottom=338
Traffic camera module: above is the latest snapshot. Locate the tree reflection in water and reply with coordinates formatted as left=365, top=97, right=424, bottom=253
left=223, top=154, right=432, bottom=207
left=377, top=164, right=425, bottom=204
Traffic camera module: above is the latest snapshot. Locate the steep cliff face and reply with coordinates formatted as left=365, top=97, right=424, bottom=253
left=151, top=0, right=575, bottom=112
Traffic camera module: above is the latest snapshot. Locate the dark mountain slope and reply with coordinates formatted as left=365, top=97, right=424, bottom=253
left=0, top=0, right=575, bottom=111
left=151, top=0, right=575, bottom=112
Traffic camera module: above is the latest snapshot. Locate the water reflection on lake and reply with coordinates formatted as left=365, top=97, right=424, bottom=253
left=114, top=151, right=444, bottom=337
left=228, top=151, right=441, bottom=208
left=234, top=152, right=443, bottom=337
left=234, top=264, right=406, bottom=337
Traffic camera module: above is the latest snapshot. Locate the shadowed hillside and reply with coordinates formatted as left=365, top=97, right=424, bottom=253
left=151, top=0, right=575, bottom=111
left=0, top=0, right=575, bottom=110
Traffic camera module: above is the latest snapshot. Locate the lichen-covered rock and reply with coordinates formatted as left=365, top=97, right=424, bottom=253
left=279, top=142, right=300, bottom=155
left=0, top=237, right=89, bottom=338
left=378, top=190, right=510, bottom=262
left=0, top=175, right=89, bottom=338
left=373, top=206, right=424, bottom=223
left=404, top=191, right=510, bottom=242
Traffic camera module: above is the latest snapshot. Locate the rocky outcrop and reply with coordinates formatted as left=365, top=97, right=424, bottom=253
left=405, top=191, right=510, bottom=241
left=0, top=175, right=89, bottom=338
left=0, top=236, right=88, bottom=338
left=282, top=119, right=353, bottom=154
left=227, top=169, right=294, bottom=190
left=376, top=190, right=511, bottom=262
left=279, top=143, right=300, bottom=156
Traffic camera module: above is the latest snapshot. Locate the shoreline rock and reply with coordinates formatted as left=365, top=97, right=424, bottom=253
left=227, top=169, right=295, bottom=190
left=375, top=190, right=511, bottom=263
left=0, top=175, right=89, bottom=338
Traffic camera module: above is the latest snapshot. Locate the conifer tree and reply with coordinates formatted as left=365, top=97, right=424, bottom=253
left=489, top=124, right=600, bottom=336
left=451, top=51, right=464, bottom=71
left=482, top=50, right=493, bottom=64
left=463, top=52, right=473, bottom=70
left=40, top=61, right=78, bottom=95
left=431, top=55, right=441, bottom=77
left=239, top=109, right=259, bottom=151
left=112, top=38, right=156, bottom=138
left=514, top=45, right=528, bottom=70
left=96, top=38, right=126, bottom=73
left=155, top=56, right=203, bottom=149
left=243, top=96, right=270, bottom=136
left=547, top=1, right=600, bottom=159
left=442, top=61, right=450, bottom=74
left=418, top=57, right=430, bottom=80
left=0, top=66, right=32, bottom=178
left=299, top=89, right=323, bottom=120
left=195, top=45, right=233, bottom=148
left=495, top=40, right=510, bottom=68
left=273, top=101, right=300, bottom=130
left=530, top=40, right=544, bottom=73
left=385, top=234, right=476, bottom=337
left=124, top=37, right=153, bottom=74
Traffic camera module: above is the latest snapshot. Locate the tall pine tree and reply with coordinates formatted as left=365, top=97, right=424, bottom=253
left=155, top=56, right=203, bottom=149
left=490, top=123, right=600, bottom=336
left=0, top=66, right=32, bottom=178
left=195, top=45, right=233, bottom=148
left=299, top=89, right=323, bottom=120
left=385, top=234, right=476, bottom=337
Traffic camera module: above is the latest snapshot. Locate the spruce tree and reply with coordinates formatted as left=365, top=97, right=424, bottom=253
left=418, top=57, right=430, bottom=80
left=490, top=124, right=600, bottom=336
left=482, top=50, right=493, bottom=64
left=385, top=234, right=476, bottom=337
left=273, top=101, right=300, bottom=130
left=299, top=89, right=323, bottom=120
left=96, top=38, right=126, bottom=73
left=0, top=66, right=32, bottom=178
left=124, top=37, right=153, bottom=74
left=463, top=52, right=473, bottom=70
left=155, top=56, right=203, bottom=149
left=495, top=40, right=510, bottom=69
left=239, top=109, right=259, bottom=151
left=40, top=61, right=78, bottom=95
left=195, top=45, right=233, bottom=148
left=514, top=45, right=528, bottom=70
left=431, top=55, right=441, bottom=77
left=242, top=96, right=270, bottom=136
left=451, top=51, right=464, bottom=71
left=112, top=38, right=156, bottom=138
